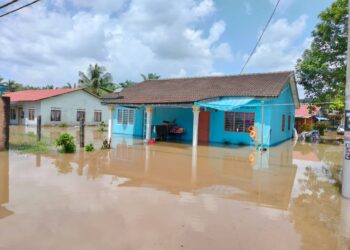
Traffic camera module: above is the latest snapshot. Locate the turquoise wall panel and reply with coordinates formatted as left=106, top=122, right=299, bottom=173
left=112, top=107, right=144, bottom=137
left=152, top=107, right=193, bottom=141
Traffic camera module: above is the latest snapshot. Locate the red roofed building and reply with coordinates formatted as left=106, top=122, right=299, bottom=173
left=4, top=88, right=108, bottom=126
left=295, top=104, right=322, bottom=133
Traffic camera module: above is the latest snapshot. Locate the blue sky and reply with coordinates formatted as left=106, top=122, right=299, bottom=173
left=0, top=0, right=334, bottom=88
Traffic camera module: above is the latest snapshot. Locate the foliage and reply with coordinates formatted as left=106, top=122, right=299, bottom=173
left=63, top=82, right=77, bottom=89
left=296, top=0, right=347, bottom=113
left=101, top=139, right=111, bottom=149
left=119, top=80, right=136, bottom=88
left=55, top=133, right=76, bottom=153
left=9, top=131, right=51, bottom=154
left=97, top=121, right=107, bottom=132
left=301, top=123, right=313, bottom=132
left=78, top=64, right=116, bottom=96
left=313, top=122, right=328, bottom=135
left=85, top=143, right=95, bottom=152
left=140, top=73, right=160, bottom=81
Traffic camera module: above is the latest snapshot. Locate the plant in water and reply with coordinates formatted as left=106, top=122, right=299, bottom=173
left=301, top=123, right=313, bottom=132
left=55, top=133, right=76, bottom=153
left=97, top=121, right=107, bottom=132
left=85, top=143, right=94, bottom=152
left=313, top=122, right=328, bottom=136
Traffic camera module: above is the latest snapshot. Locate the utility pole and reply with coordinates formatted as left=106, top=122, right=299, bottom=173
left=342, top=0, right=350, bottom=199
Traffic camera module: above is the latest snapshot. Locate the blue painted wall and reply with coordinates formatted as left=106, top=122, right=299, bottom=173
left=152, top=107, right=193, bottom=141
left=112, top=83, right=296, bottom=146
left=112, top=106, right=144, bottom=137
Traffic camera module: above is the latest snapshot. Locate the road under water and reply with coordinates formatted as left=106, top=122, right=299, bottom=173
left=0, top=127, right=350, bottom=250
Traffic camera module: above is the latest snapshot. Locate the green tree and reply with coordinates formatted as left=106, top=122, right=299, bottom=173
left=62, top=83, right=77, bottom=89
left=296, top=0, right=347, bottom=112
left=119, top=80, right=136, bottom=88
left=78, top=64, right=116, bottom=96
left=140, top=73, right=160, bottom=81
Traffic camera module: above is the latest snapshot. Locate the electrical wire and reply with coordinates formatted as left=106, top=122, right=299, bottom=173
left=0, top=0, right=21, bottom=10
left=0, top=0, right=40, bottom=18
left=239, top=0, right=281, bottom=74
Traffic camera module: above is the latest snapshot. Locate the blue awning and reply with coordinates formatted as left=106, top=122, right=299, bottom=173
left=194, top=97, right=255, bottom=111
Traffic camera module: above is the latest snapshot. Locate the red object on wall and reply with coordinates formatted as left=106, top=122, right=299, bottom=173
left=198, top=112, right=210, bottom=144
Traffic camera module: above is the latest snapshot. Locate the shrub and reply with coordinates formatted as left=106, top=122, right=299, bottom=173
left=97, top=121, right=107, bottom=132
left=313, top=122, right=328, bottom=136
left=85, top=143, right=94, bottom=152
left=301, top=123, right=313, bottom=132
left=55, top=133, right=76, bottom=153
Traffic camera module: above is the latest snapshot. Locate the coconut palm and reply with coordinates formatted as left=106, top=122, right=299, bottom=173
left=119, top=80, right=136, bottom=88
left=140, top=73, right=160, bottom=81
left=78, top=64, right=116, bottom=96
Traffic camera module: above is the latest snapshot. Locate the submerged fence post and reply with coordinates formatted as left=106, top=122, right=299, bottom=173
left=37, top=115, right=41, bottom=142
left=0, top=96, right=10, bottom=151
left=80, top=117, right=85, bottom=148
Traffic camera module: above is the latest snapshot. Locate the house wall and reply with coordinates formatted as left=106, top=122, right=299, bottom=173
left=111, top=83, right=296, bottom=146
left=112, top=106, right=144, bottom=137
left=9, top=102, right=41, bottom=126
left=40, top=90, right=108, bottom=126
left=267, top=83, right=295, bottom=145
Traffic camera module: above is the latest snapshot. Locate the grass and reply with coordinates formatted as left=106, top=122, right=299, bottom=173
left=9, top=131, right=53, bottom=154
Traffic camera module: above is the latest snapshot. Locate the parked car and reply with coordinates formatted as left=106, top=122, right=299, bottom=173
left=337, top=124, right=344, bottom=135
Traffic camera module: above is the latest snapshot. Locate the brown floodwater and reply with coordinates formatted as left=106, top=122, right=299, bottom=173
left=0, top=126, right=350, bottom=250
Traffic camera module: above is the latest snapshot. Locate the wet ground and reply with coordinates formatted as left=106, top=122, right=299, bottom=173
left=1, top=126, right=350, bottom=250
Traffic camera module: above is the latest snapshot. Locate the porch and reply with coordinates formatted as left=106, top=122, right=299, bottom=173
left=107, top=98, right=269, bottom=147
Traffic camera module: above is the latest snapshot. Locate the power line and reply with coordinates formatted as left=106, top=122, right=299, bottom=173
left=0, top=0, right=21, bottom=10
left=0, top=0, right=40, bottom=19
left=239, top=0, right=281, bottom=75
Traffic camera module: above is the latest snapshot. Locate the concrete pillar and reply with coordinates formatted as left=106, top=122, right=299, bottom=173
left=108, top=105, right=115, bottom=143
left=192, top=105, right=200, bottom=147
left=0, top=97, right=10, bottom=151
left=191, top=146, right=197, bottom=184
left=145, top=106, right=153, bottom=142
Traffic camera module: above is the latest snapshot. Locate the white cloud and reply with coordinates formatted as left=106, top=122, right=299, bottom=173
left=0, top=0, right=231, bottom=86
left=244, top=1, right=252, bottom=16
left=243, top=15, right=309, bottom=72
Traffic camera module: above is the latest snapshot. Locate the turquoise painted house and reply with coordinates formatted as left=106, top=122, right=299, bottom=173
left=102, top=71, right=299, bottom=147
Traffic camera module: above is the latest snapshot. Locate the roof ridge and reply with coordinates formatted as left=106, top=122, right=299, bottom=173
left=145, top=71, right=294, bottom=82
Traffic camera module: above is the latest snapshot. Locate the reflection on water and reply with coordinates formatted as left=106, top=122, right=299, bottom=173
left=0, top=126, right=349, bottom=249
left=0, top=152, right=12, bottom=220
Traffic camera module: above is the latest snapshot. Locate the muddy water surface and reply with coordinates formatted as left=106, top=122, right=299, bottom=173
left=0, top=127, right=350, bottom=250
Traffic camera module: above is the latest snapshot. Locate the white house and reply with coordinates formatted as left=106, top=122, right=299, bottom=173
left=4, top=88, right=108, bottom=126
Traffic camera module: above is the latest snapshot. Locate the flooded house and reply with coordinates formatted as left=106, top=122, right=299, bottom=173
left=102, top=71, right=300, bottom=147
left=295, top=104, right=323, bottom=133
left=4, top=88, right=108, bottom=126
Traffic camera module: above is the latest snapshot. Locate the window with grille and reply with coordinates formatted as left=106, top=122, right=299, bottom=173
left=224, top=112, right=255, bottom=132
left=282, top=114, right=285, bottom=132
left=28, top=109, right=35, bottom=121
left=10, top=108, right=16, bottom=120
left=288, top=115, right=291, bottom=130
left=50, top=109, right=61, bottom=122
left=117, top=108, right=135, bottom=125
left=94, top=111, right=102, bottom=122
left=76, top=110, right=85, bottom=122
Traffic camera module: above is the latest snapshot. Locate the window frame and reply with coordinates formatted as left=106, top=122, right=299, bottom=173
left=282, top=114, right=286, bottom=132
left=94, top=110, right=102, bottom=122
left=28, top=109, right=35, bottom=121
left=76, top=109, right=86, bottom=122
left=116, top=108, right=135, bottom=125
left=10, top=108, right=17, bottom=120
left=288, top=115, right=291, bottom=131
left=224, top=112, right=255, bottom=133
left=50, top=108, right=61, bottom=122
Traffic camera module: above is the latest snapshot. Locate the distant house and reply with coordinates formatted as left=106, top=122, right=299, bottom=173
left=295, top=104, right=324, bottom=133
left=4, top=88, right=108, bottom=126
left=102, top=71, right=300, bottom=147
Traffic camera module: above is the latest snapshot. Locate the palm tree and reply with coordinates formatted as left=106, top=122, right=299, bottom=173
left=63, top=83, right=77, bottom=89
left=78, top=64, right=116, bottom=96
left=140, top=73, right=160, bottom=81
